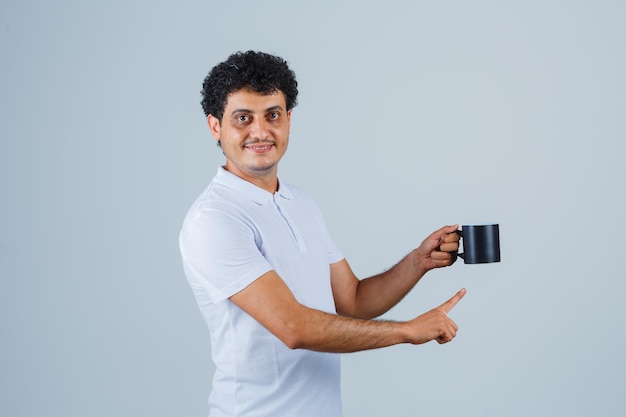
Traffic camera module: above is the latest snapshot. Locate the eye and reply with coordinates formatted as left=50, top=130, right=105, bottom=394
left=267, top=112, right=280, bottom=121
left=232, top=114, right=251, bottom=127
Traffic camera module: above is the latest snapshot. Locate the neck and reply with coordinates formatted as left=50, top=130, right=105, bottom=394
left=223, top=164, right=279, bottom=193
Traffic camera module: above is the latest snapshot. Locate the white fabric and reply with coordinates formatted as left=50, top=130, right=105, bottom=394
left=179, top=167, right=345, bottom=417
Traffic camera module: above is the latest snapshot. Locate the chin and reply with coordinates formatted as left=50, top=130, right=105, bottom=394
left=249, top=163, right=277, bottom=174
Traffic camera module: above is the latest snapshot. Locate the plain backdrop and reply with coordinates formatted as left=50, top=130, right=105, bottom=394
left=2, top=1, right=625, bottom=416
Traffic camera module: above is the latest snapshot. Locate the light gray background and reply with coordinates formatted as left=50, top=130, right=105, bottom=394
left=2, top=1, right=625, bottom=416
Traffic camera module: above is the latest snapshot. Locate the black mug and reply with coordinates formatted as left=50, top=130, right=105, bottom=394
left=455, top=224, right=501, bottom=264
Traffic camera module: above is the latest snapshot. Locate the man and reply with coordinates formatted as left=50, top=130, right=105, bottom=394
left=179, top=50, right=465, bottom=417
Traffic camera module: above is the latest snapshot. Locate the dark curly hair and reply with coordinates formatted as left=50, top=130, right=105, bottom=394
left=201, top=51, right=299, bottom=121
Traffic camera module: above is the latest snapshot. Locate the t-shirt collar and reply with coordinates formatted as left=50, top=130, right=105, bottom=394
left=214, top=166, right=293, bottom=204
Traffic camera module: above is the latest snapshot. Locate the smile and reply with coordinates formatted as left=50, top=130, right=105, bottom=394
left=245, top=144, right=274, bottom=153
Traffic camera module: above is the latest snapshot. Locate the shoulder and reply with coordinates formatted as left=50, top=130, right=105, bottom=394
left=180, top=182, right=257, bottom=242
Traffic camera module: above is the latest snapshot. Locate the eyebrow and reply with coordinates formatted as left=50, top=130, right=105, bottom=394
left=230, top=105, right=285, bottom=116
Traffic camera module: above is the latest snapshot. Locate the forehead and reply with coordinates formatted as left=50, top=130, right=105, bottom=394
left=224, top=88, right=287, bottom=112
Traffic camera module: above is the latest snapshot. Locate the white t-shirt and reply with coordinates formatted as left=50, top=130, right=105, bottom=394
left=179, top=167, right=345, bottom=417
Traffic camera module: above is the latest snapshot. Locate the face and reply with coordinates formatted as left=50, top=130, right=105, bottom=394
left=208, top=88, right=291, bottom=191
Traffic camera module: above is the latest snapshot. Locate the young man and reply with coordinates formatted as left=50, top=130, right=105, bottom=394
left=179, top=50, right=465, bottom=417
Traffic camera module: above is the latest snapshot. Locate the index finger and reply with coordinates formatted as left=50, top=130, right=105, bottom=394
left=438, top=288, right=467, bottom=314
left=431, top=224, right=459, bottom=241
left=442, top=230, right=461, bottom=243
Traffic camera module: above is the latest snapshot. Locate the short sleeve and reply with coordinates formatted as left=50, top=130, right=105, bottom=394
left=179, top=207, right=273, bottom=304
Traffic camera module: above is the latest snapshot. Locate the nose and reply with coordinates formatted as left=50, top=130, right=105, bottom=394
left=249, top=117, right=271, bottom=140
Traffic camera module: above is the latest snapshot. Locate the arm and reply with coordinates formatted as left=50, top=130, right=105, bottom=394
left=229, top=269, right=466, bottom=353
left=331, top=225, right=461, bottom=319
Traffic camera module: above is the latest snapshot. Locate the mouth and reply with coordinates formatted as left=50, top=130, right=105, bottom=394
left=244, top=142, right=274, bottom=153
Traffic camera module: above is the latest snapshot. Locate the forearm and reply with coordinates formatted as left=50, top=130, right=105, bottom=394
left=285, top=288, right=464, bottom=352
left=231, top=270, right=411, bottom=353
left=350, top=249, right=429, bottom=319
left=285, top=305, right=409, bottom=353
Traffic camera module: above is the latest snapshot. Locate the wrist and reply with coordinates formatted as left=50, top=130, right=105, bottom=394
left=410, top=249, right=431, bottom=276
left=397, top=320, right=417, bottom=345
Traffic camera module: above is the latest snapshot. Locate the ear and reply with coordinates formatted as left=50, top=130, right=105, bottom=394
left=207, top=115, right=221, bottom=141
